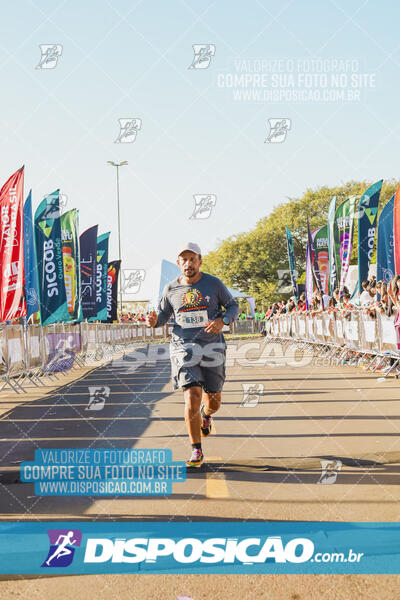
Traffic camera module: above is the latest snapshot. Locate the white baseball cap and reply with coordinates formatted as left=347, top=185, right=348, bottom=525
left=178, top=242, right=201, bottom=257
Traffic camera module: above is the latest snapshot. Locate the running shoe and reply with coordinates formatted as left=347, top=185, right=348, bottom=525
left=200, top=404, right=213, bottom=437
left=185, top=448, right=204, bottom=468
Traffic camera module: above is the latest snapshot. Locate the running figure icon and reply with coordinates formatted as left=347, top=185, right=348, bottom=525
left=45, top=531, right=77, bottom=566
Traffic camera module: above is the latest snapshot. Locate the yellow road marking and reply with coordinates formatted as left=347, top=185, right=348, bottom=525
left=206, top=456, right=229, bottom=498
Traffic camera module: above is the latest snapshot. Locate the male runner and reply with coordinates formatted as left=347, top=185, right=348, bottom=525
left=146, top=242, right=239, bottom=468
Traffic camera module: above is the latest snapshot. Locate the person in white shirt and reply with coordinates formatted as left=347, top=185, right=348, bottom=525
left=359, top=280, right=372, bottom=306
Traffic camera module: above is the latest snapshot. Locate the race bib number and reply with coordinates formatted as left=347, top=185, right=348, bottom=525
left=177, top=309, right=208, bottom=328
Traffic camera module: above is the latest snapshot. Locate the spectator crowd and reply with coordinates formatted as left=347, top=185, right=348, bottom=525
left=117, top=275, right=400, bottom=329
left=263, top=274, right=400, bottom=323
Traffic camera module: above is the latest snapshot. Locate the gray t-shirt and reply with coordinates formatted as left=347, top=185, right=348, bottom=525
left=155, top=272, right=239, bottom=348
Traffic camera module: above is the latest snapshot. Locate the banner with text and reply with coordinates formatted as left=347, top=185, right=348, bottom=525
left=80, top=225, right=98, bottom=319
left=34, top=190, right=70, bottom=325
left=358, top=180, right=382, bottom=293
left=377, top=194, right=395, bottom=285
left=23, top=191, right=40, bottom=319
left=61, top=209, right=81, bottom=320
left=107, top=260, right=121, bottom=323
left=312, top=225, right=329, bottom=295
left=0, top=166, right=26, bottom=321
left=89, top=232, right=110, bottom=322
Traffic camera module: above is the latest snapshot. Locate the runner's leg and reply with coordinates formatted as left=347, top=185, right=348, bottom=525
left=202, top=391, right=221, bottom=416
left=183, top=385, right=203, bottom=444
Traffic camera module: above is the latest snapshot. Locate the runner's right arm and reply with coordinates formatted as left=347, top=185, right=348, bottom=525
left=154, top=285, right=174, bottom=327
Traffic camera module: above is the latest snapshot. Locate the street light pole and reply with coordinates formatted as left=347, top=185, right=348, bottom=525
left=107, top=160, right=128, bottom=317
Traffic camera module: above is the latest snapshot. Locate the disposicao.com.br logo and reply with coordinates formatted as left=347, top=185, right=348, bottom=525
left=81, top=536, right=362, bottom=565
left=38, top=530, right=364, bottom=572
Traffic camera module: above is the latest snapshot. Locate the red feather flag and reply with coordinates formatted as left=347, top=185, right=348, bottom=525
left=0, top=167, right=27, bottom=321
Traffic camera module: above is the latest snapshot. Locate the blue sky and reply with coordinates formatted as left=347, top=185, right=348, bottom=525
left=0, top=0, right=399, bottom=283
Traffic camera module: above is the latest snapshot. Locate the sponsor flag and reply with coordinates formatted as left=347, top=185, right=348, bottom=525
left=107, top=260, right=121, bottom=323
left=305, top=222, right=313, bottom=309
left=89, top=232, right=110, bottom=322
left=334, top=196, right=357, bottom=295
left=313, top=225, right=329, bottom=294
left=309, top=220, right=322, bottom=294
left=34, top=190, right=70, bottom=324
left=60, top=209, right=80, bottom=320
left=0, top=166, right=26, bottom=321
left=327, top=196, right=337, bottom=294
left=23, top=191, right=40, bottom=318
left=393, top=184, right=400, bottom=274
left=377, top=194, right=395, bottom=285
left=357, top=180, right=382, bottom=293
left=285, top=226, right=297, bottom=302
left=79, top=225, right=98, bottom=319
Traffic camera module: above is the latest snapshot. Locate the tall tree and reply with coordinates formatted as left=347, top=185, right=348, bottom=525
left=201, top=180, right=399, bottom=305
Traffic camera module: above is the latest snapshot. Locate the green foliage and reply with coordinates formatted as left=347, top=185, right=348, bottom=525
left=201, top=179, right=399, bottom=305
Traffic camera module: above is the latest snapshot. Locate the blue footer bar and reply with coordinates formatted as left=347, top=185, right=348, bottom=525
left=1, top=521, right=399, bottom=574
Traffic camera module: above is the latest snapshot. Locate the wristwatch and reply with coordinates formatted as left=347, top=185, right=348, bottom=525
left=222, top=316, right=230, bottom=325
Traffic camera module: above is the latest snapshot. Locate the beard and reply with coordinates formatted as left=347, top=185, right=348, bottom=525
left=183, top=266, right=198, bottom=277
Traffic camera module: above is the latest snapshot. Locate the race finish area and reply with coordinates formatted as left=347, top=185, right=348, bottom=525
left=1, top=338, right=400, bottom=523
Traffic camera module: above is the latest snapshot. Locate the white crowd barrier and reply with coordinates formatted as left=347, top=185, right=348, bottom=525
left=0, top=321, right=174, bottom=395
left=265, top=311, right=400, bottom=373
left=232, top=320, right=261, bottom=334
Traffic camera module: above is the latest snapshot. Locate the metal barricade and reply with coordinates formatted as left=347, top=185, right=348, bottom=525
left=252, top=311, right=400, bottom=376
left=96, top=324, right=105, bottom=345
left=3, top=325, right=26, bottom=393
left=65, top=323, right=82, bottom=367
left=359, top=314, right=379, bottom=354
left=279, top=316, right=287, bottom=338
left=314, top=316, right=325, bottom=344
left=118, top=325, right=126, bottom=345
left=6, top=310, right=400, bottom=395
left=136, top=324, right=145, bottom=341
left=272, top=317, right=279, bottom=337
left=306, top=316, right=315, bottom=342
left=322, top=314, right=335, bottom=345
left=334, top=314, right=345, bottom=346
left=26, top=325, right=42, bottom=369
left=26, top=325, right=44, bottom=385
left=298, top=314, right=306, bottom=338
left=125, top=324, right=132, bottom=342
left=153, top=325, right=165, bottom=340
left=112, top=324, right=119, bottom=346
left=233, top=319, right=255, bottom=334
left=343, top=312, right=359, bottom=351
left=88, top=324, right=97, bottom=346
left=40, top=323, right=76, bottom=374
left=119, top=324, right=126, bottom=341
left=80, top=321, right=89, bottom=355
left=104, top=324, right=112, bottom=345
left=41, top=325, right=52, bottom=369
left=290, top=315, right=298, bottom=340
left=377, top=314, right=399, bottom=354
left=123, top=325, right=131, bottom=344
left=282, top=315, right=291, bottom=339
left=130, top=324, right=138, bottom=342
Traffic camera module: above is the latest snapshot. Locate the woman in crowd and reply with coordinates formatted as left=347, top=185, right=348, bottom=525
left=375, top=281, right=392, bottom=316
left=387, top=275, right=400, bottom=350
left=310, top=294, right=323, bottom=315
left=327, top=296, right=337, bottom=313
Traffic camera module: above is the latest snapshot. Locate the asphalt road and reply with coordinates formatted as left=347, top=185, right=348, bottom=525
left=1, top=338, right=400, bottom=598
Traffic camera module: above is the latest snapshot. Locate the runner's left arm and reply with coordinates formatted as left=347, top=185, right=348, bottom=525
left=217, top=280, right=239, bottom=322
